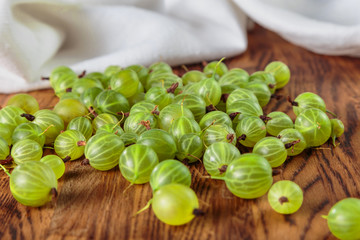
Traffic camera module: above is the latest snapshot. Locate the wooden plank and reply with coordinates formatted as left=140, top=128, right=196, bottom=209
left=1, top=25, right=360, bottom=239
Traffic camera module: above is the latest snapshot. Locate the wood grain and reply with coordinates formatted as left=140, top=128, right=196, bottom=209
left=1, top=25, right=360, bottom=240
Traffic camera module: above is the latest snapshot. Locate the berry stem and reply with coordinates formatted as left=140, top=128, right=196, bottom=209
left=135, top=199, right=153, bottom=216
left=166, top=82, right=179, bottom=94
left=63, top=156, right=71, bottom=162
left=0, top=164, right=11, bottom=177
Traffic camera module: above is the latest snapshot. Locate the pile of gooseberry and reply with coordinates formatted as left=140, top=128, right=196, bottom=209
left=0, top=58, right=356, bottom=238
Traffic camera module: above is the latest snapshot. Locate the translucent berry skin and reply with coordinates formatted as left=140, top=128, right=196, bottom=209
left=10, top=161, right=57, bottom=207
left=203, top=142, right=240, bottom=177
left=0, top=136, right=9, bottom=160
left=325, top=198, right=360, bottom=240
left=248, top=71, right=277, bottom=94
left=226, top=99, right=263, bottom=122
left=80, top=87, right=103, bottom=109
left=268, top=180, right=303, bottom=214
left=201, top=124, right=236, bottom=147
left=199, top=111, right=232, bottom=130
left=53, top=99, right=88, bottom=126
left=137, top=129, right=177, bottom=161
left=294, top=108, right=331, bottom=148
left=253, top=137, right=287, bottom=167
left=72, top=78, right=103, bottom=96
left=265, top=112, right=294, bottom=137
left=226, top=88, right=258, bottom=107
left=173, top=94, right=206, bottom=122
left=150, top=160, right=191, bottom=192
left=277, top=129, right=307, bottom=156
left=330, top=119, right=344, bottom=146
left=11, top=139, right=43, bottom=165
left=96, top=123, right=124, bottom=137
left=6, top=94, right=39, bottom=115
left=110, top=69, right=140, bottom=98
left=40, top=155, right=66, bottom=179
left=245, top=81, right=271, bottom=107
left=203, top=61, right=228, bottom=80
left=169, top=116, right=201, bottom=142
left=175, top=133, right=203, bottom=163
left=12, top=122, right=45, bottom=147
left=152, top=184, right=199, bottom=226
left=119, top=144, right=159, bottom=184
left=93, top=90, right=130, bottom=116
left=196, top=78, right=222, bottom=106
left=264, top=61, right=290, bottom=89
left=67, top=116, right=93, bottom=140
left=292, top=92, right=326, bottom=116
left=158, top=104, right=194, bottom=132
left=0, top=123, right=12, bottom=145
left=123, top=112, right=158, bottom=135
left=85, top=133, right=125, bottom=171
left=0, top=106, right=27, bottom=131
left=54, top=130, right=86, bottom=161
left=236, top=116, right=266, bottom=147
left=224, top=153, right=273, bottom=199
left=144, top=87, right=174, bottom=110
left=92, top=113, right=118, bottom=133
left=182, top=70, right=206, bottom=85
left=218, top=68, right=249, bottom=88
left=118, top=132, right=137, bottom=147
left=33, top=109, right=65, bottom=145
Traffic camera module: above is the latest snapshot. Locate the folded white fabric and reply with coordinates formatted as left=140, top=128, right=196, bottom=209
left=0, top=0, right=359, bottom=93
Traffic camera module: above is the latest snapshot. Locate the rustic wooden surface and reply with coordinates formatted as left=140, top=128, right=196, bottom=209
left=1, top=25, right=360, bottom=240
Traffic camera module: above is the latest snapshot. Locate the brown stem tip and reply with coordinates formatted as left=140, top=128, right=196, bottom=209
left=41, top=76, right=50, bottom=81
left=77, top=141, right=86, bottom=147
left=229, top=112, right=240, bottom=120
left=272, top=169, right=282, bottom=176
left=271, top=94, right=283, bottom=100
left=78, top=70, right=86, bottom=78
left=287, top=96, right=298, bottom=106
left=260, top=115, right=272, bottom=122
left=63, top=156, right=71, bottom=162
left=166, top=82, right=179, bottom=93
left=237, top=134, right=246, bottom=142
left=218, top=165, right=228, bottom=174
left=0, top=155, right=13, bottom=165
left=117, top=112, right=130, bottom=118
left=20, top=113, right=35, bottom=121
left=221, top=93, right=229, bottom=103
left=139, top=120, right=152, bottom=130
left=226, top=133, right=235, bottom=143
left=206, top=104, right=216, bottom=113
left=279, top=196, right=289, bottom=205
left=284, top=140, right=301, bottom=149
left=193, top=208, right=205, bottom=216
left=51, top=188, right=58, bottom=199
left=81, top=158, right=90, bottom=165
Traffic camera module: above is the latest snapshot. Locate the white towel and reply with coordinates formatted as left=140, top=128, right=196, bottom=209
left=0, top=0, right=359, bottom=93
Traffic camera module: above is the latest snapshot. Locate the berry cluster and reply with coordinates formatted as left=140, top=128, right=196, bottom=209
left=0, top=59, right=357, bottom=238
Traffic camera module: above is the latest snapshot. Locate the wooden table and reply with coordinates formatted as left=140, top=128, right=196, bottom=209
left=1, top=25, right=360, bottom=240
